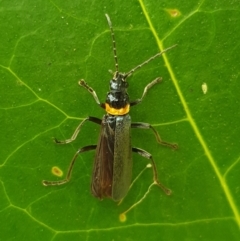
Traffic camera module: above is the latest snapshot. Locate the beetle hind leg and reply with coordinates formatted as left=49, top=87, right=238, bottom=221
left=43, top=145, right=97, bottom=186
left=132, top=147, right=172, bottom=195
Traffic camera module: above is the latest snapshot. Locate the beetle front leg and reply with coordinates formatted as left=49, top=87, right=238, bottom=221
left=130, top=77, right=162, bottom=107
left=79, top=79, right=106, bottom=109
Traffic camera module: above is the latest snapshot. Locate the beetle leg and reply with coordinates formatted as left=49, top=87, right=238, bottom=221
left=78, top=79, right=102, bottom=104
left=131, top=122, right=178, bottom=149
left=132, top=147, right=171, bottom=195
left=42, top=145, right=97, bottom=186
left=130, top=77, right=162, bottom=106
left=54, top=116, right=102, bottom=144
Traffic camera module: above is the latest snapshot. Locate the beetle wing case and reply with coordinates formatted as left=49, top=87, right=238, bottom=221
left=91, top=114, right=132, bottom=201
left=112, top=115, right=132, bottom=201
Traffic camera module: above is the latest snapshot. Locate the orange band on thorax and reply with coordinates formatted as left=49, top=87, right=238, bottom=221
left=105, top=103, right=130, bottom=115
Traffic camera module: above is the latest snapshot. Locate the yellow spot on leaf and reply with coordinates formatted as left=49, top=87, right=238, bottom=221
left=166, top=9, right=181, bottom=18
left=202, top=82, right=208, bottom=94
left=52, top=166, right=63, bottom=177
left=119, top=213, right=127, bottom=223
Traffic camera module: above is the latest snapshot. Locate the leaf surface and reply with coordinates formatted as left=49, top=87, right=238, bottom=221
left=0, top=0, right=240, bottom=240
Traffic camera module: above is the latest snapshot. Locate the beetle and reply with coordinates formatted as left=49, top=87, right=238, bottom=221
left=42, top=14, right=177, bottom=201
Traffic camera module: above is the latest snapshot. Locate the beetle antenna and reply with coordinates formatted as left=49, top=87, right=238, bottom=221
left=105, top=14, right=119, bottom=72
left=124, top=44, right=177, bottom=78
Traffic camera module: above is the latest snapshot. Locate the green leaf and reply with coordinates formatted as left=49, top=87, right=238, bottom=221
left=1, top=0, right=240, bottom=240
